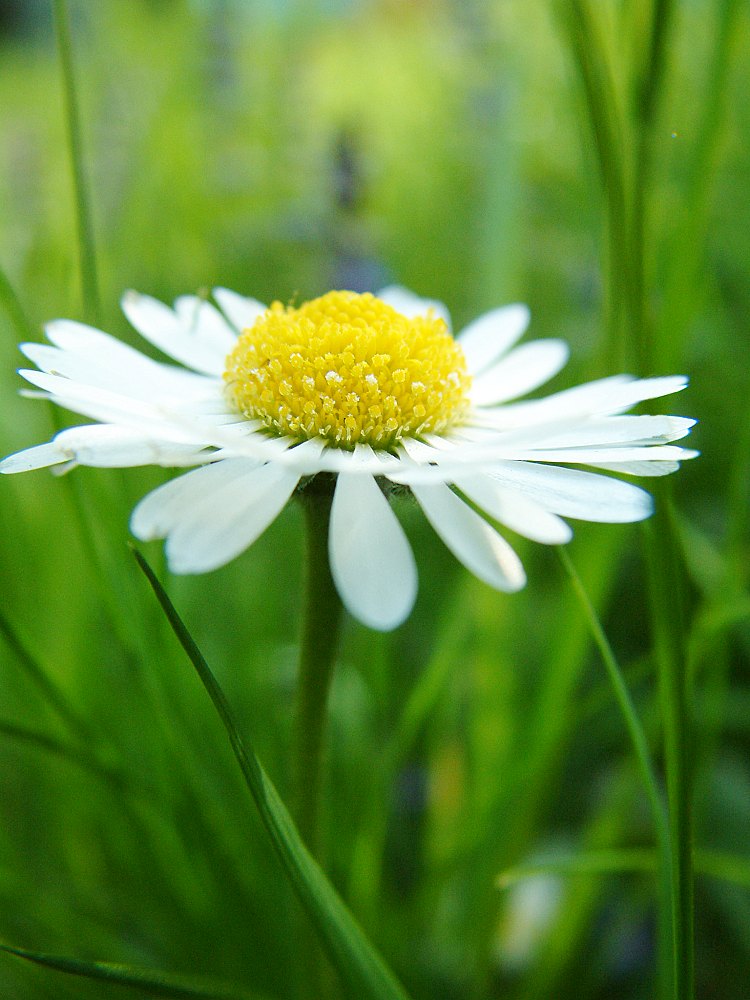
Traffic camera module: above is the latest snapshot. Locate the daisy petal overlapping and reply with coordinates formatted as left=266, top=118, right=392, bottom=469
left=1, top=286, right=697, bottom=631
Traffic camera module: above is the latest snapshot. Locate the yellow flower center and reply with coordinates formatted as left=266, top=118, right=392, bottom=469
left=223, top=290, right=471, bottom=450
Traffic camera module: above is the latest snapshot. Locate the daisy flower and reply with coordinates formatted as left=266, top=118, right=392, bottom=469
left=1, top=287, right=696, bottom=630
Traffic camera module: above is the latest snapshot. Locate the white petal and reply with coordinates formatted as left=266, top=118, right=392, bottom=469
left=18, top=368, right=171, bottom=427
left=40, top=321, right=214, bottom=396
left=44, top=319, right=170, bottom=375
left=52, top=425, right=209, bottom=468
left=291, top=442, right=404, bottom=476
left=453, top=474, right=572, bottom=544
left=16, top=372, right=227, bottom=452
left=0, top=442, right=68, bottom=473
left=329, top=472, right=417, bottom=631
left=121, top=291, right=227, bottom=376
left=131, top=458, right=261, bottom=540
left=21, top=342, right=213, bottom=403
left=411, top=482, right=526, bottom=592
left=213, top=287, right=267, bottom=331
left=487, top=374, right=690, bottom=427
left=165, top=462, right=300, bottom=573
left=500, top=445, right=696, bottom=464
left=173, top=296, right=238, bottom=356
left=456, top=304, right=531, bottom=376
left=587, top=460, right=681, bottom=477
left=486, top=461, right=654, bottom=522
left=470, top=340, right=569, bottom=405
left=375, top=286, right=451, bottom=328
left=493, top=414, right=696, bottom=449
left=398, top=437, right=446, bottom=464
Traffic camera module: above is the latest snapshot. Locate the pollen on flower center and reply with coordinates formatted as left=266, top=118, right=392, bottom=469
left=223, top=290, right=472, bottom=450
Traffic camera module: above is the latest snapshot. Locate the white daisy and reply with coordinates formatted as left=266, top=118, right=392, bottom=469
left=1, top=286, right=697, bottom=631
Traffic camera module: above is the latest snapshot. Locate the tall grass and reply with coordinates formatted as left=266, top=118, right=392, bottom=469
left=0, top=1, right=748, bottom=998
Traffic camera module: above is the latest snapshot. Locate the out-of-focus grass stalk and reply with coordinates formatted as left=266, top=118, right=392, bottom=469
left=348, top=586, right=478, bottom=922
left=630, top=0, right=675, bottom=373
left=645, top=498, right=695, bottom=1000
left=52, top=0, right=101, bottom=327
left=500, top=847, right=750, bottom=891
left=48, top=2, right=144, bottom=659
left=0, top=940, right=266, bottom=1000
left=0, top=610, right=92, bottom=743
left=557, top=546, right=673, bottom=969
left=557, top=548, right=669, bottom=853
left=659, top=0, right=742, bottom=372
left=135, top=549, right=412, bottom=1000
left=0, top=264, right=35, bottom=341
left=464, top=533, right=624, bottom=999
left=633, top=3, right=698, bottom=998
left=555, top=3, right=699, bottom=996
left=554, top=1, right=634, bottom=372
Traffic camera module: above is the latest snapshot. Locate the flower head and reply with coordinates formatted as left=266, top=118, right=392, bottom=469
left=1, top=286, right=697, bottom=630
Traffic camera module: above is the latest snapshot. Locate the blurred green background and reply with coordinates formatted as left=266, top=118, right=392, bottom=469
left=0, top=1, right=748, bottom=998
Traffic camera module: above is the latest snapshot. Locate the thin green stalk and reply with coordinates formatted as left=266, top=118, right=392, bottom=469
left=0, top=941, right=265, bottom=1000
left=348, top=585, right=477, bottom=920
left=659, top=0, right=742, bottom=372
left=296, top=480, right=344, bottom=855
left=644, top=498, right=695, bottom=1000
left=0, top=264, right=35, bottom=341
left=0, top=719, right=128, bottom=792
left=554, top=0, right=635, bottom=372
left=557, top=549, right=668, bottom=839
left=557, top=546, right=673, bottom=994
left=52, top=0, right=101, bottom=326
left=630, top=0, right=676, bottom=374
left=0, top=608, right=92, bottom=743
left=502, top=847, right=750, bottom=893
left=134, top=548, right=411, bottom=1000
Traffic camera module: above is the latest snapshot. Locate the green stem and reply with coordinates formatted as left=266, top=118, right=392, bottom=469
left=134, top=549, right=410, bottom=1000
left=554, top=0, right=634, bottom=372
left=52, top=0, right=102, bottom=326
left=556, top=546, right=673, bottom=994
left=0, top=263, right=35, bottom=340
left=630, top=0, right=676, bottom=374
left=557, top=548, right=669, bottom=843
left=0, top=608, right=93, bottom=743
left=644, top=498, right=695, bottom=1000
left=296, top=479, right=344, bottom=855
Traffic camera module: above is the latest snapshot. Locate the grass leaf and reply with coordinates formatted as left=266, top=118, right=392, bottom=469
left=133, top=547, right=412, bottom=1000
left=0, top=941, right=268, bottom=999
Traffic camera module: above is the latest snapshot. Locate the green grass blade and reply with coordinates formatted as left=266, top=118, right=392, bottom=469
left=644, top=498, right=695, bottom=1000
left=629, top=0, right=676, bottom=375
left=0, top=608, right=92, bottom=742
left=553, top=0, right=634, bottom=371
left=0, top=942, right=267, bottom=999
left=498, top=847, right=657, bottom=887
left=696, top=851, right=750, bottom=891
left=52, top=0, right=102, bottom=326
left=556, top=548, right=669, bottom=844
left=0, top=719, right=129, bottom=793
left=500, top=848, right=750, bottom=893
left=659, top=0, right=741, bottom=371
left=556, top=545, right=673, bottom=995
left=133, top=548, right=412, bottom=1000
left=0, top=263, right=35, bottom=341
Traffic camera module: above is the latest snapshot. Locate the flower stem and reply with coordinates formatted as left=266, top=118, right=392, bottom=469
left=296, top=477, right=343, bottom=855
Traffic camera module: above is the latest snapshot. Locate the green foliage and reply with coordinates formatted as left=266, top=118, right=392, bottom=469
left=0, top=1, right=748, bottom=998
